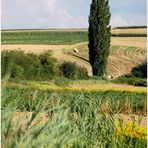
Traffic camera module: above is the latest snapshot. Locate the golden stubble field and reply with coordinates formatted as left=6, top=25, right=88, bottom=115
left=111, top=28, right=147, bottom=34
left=1, top=37, right=147, bottom=77
left=2, top=27, right=147, bottom=34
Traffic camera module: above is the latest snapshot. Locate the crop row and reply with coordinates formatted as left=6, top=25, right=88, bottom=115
left=112, top=33, right=147, bottom=37
left=2, top=30, right=147, bottom=45
left=2, top=86, right=147, bottom=147
left=6, top=82, right=147, bottom=93
left=1, top=31, right=88, bottom=45
left=113, top=26, right=147, bottom=29
left=2, top=87, right=146, bottom=113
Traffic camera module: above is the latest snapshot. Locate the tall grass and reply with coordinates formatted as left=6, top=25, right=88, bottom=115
left=2, top=87, right=146, bottom=114
left=2, top=87, right=147, bottom=147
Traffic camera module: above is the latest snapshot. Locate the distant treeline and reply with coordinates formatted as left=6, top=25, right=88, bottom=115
left=113, top=26, right=147, bottom=29
left=1, top=28, right=88, bottom=32
left=112, top=33, right=147, bottom=37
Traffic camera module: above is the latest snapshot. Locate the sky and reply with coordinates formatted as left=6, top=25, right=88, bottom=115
left=1, top=0, right=147, bottom=29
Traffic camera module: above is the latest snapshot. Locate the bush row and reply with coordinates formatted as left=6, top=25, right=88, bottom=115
left=2, top=31, right=87, bottom=37
left=114, top=61, right=147, bottom=87
left=131, top=61, right=147, bottom=78
left=114, top=77, right=147, bottom=87
left=113, top=26, right=147, bottom=29
left=2, top=50, right=88, bottom=80
left=111, top=34, right=147, bottom=37
left=59, top=61, right=88, bottom=79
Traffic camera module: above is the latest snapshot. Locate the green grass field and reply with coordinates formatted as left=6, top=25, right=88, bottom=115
left=1, top=27, right=147, bottom=147
left=1, top=27, right=147, bottom=45
left=1, top=31, right=88, bottom=45
left=2, top=83, right=147, bottom=147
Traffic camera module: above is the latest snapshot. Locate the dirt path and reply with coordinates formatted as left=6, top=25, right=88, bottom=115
left=1, top=37, right=147, bottom=77
left=1, top=43, right=93, bottom=75
left=1, top=37, right=147, bottom=52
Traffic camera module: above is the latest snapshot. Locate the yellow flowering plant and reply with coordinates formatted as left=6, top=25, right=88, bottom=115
left=115, top=122, right=147, bottom=140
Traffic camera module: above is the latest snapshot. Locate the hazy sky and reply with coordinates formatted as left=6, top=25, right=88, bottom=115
left=1, top=0, right=147, bottom=29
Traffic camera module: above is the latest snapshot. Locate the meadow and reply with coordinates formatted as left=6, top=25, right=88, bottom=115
left=1, top=27, right=147, bottom=147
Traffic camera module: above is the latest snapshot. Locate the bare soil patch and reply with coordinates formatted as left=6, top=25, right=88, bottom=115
left=1, top=37, right=146, bottom=77
left=112, top=28, right=147, bottom=34
left=12, top=112, right=147, bottom=127
left=111, top=37, right=147, bottom=48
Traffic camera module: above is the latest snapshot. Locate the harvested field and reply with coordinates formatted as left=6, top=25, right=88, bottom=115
left=112, top=28, right=147, bottom=34
left=111, top=37, right=147, bottom=48
left=1, top=37, right=146, bottom=77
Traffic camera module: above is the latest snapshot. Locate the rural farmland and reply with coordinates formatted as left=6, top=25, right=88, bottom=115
left=2, top=26, right=147, bottom=147
left=1, top=30, right=147, bottom=77
left=1, top=0, right=148, bottom=146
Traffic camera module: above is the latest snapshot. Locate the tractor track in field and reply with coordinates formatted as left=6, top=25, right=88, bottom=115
left=1, top=43, right=93, bottom=76
left=1, top=37, right=147, bottom=77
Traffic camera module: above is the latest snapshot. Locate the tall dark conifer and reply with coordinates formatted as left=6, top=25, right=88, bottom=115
left=88, top=0, right=111, bottom=76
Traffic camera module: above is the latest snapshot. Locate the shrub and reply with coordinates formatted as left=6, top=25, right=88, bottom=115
left=114, top=76, right=147, bottom=87
left=77, top=66, right=89, bottom=79
left=59, top=61, right=77, bottom=79
left=1, top=49, right=59, bottom=80
left=114, top=60, right=147, bottom=86
left=131, top=61, right=147, bottom=78
left=115, top=122, right=147, bottom=147
left=59, top=61, right=89, bottom=79
left=54, top=77, right=70, bottom=86
left=39, top=50, right=59, bottom=79
left=10, top=64, right=24, bottom=79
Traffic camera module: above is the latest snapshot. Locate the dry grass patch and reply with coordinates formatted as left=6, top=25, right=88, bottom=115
left=112, top=28, right=147, bottom=34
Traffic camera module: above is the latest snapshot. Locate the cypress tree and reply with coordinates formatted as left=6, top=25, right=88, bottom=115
left=88, top=0, right=111, bottom=76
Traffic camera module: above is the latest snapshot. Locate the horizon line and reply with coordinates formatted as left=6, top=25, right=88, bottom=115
left=1, top=25, right=147, bottom=31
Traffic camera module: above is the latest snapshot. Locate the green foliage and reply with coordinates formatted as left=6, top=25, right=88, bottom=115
left=1, top=49, right=59, bottom=80
left=54, top=77, right=70, bottom=86
left=2, top=50, right=89, bottom=81
left=88, top=0, right=111, bottom=76
left=77, top=66, right=89, bottom=79
left=2, top=86, right=147, bottom=147
left=114, top=76, right=147, bottom=87
left=113, top=26, right=147, bottom=29
left=1, top=31, right=88, bottom=45
left=39, top=50, right=59, bottom=79
left=3, top=87, right=146, bottom=113
left=2, top=29, right=146, bottom=45
left=59, top=61, right=89, bottom=79
left=131, top=61, right=147, bottom=78
left=10, top=64, right=24, bottom=79
left=114, top=61, right=147, bottom=87
left=112, top=34, right=147, bottom=37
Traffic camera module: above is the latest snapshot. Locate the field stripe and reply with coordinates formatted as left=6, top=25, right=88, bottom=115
left=5, top=82, right=147, bottom=94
